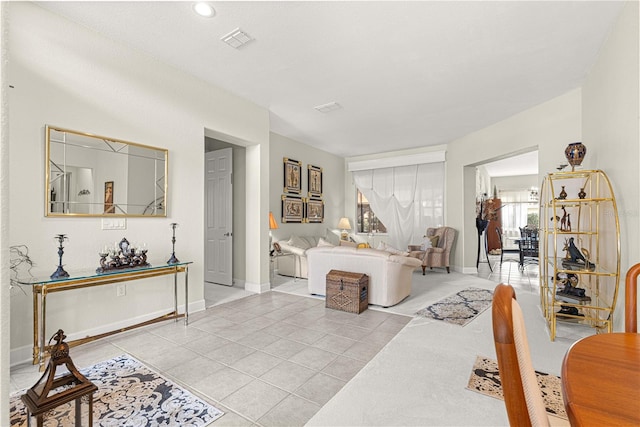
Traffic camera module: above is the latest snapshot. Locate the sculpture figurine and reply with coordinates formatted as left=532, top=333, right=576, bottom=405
left=561, top=237, right=595, bottom=271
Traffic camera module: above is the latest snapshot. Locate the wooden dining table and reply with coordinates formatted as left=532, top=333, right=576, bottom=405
left=561, top=332, right=640, bottom=426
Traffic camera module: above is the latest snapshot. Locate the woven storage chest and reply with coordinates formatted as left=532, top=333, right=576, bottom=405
left=325, top=270, right=369, bottom=314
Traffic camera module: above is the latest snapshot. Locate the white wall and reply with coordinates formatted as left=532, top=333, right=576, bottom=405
left=1, top=3, right=10, bottom=425
left=269, top=132, right=345, bottom=242
left=447, top=89, right=583, bottom=273
left=582, top=0, right=639, bottom=329
left=582, top=0, right=639, bottom=271
left=6, top=2, right=270, bottom=363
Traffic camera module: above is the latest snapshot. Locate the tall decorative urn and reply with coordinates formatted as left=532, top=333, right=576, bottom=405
left=564, top=142, right=587, bottom=171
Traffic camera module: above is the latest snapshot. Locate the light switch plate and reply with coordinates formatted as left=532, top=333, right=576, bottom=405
left=102, top=218, right=127, bottom=230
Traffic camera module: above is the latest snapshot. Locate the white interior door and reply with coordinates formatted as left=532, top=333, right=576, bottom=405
left=205, top=148, right=233, bottom=285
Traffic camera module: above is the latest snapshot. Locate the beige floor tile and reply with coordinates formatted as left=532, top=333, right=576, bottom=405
left=288, top=346, right=338, bottom=371
left=285, top=326, right=326, bottom=345
left=222, top=379, right=288, bottom=421
left=164, top=355, right=226, bottom=384
left=206, top=342, right=256, bottom=365
left=184, top=334, right=232, bottom=355
left=312, top=333, right=357, bottom=354
left=259, top=360, right=316, bottom=392
left=192, top=367, right=253, bottom=401
left=261, top=337, right=306, bottom=359
left=257, top=394, right=322, bottom=427
left=236, top=330, right=281, bottom=350
left=230, top=351, right=284, bottom=377
left=322, top=355, right=366, bottom=381
left=294, top=372, right=347, bottom=406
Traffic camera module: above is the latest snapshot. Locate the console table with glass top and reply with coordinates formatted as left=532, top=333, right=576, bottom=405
left=18, top=261, right=192, bottom=370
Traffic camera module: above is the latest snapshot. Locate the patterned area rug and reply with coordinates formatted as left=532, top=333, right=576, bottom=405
left=466, top=355, right=567, bottom=419
left=415, top=287, right=493, bottom=326
left=10, top=354, right=224, bottom=426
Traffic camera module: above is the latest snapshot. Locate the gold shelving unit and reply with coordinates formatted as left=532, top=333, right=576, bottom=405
left=539, top=170, right=620, bottom=341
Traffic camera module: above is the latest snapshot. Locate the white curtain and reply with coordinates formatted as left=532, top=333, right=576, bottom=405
left=499, top=190, right=532, bottom=240
left=352, top=162, right=444, bottom=249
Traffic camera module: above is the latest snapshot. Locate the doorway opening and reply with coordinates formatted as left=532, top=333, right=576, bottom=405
left=204, top=137, right=246, bottom=288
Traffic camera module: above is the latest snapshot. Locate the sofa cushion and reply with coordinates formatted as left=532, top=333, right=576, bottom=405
left=317, top=237, right=335, bottom=247
left=376, top=241, right=409, bottom=256
left=287, top=235, right=320, bottom=250
left=324, top=228, right=341, bottom=246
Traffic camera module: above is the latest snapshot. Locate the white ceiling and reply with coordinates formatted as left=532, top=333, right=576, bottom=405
left=482, top=151, right=538, bottom=177
left=36, top=1, right=625, bottom=158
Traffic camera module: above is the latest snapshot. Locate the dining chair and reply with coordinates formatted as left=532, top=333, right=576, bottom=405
left=496, top=227, right=519, bottom=267
left=492, top=283, right=551, bottom=426
left=626, top=263, right=640, bottom=333
left=518, top=227, right=539, bottom=271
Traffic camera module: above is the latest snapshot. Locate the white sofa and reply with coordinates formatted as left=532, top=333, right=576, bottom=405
left=306, top=246, right=422, bottom=307
left=275, top=235, right=324, bottom=279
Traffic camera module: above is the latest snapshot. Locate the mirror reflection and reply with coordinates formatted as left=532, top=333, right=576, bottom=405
left=46, top=126, right=168, bottom=217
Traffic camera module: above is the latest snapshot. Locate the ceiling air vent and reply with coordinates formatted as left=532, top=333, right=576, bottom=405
left=221, top=28, right=253, bottom=49
left=314, top=102, right=342, bottom=113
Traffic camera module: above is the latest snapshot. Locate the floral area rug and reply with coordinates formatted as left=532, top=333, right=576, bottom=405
left=466, top=355, right=567, bottom=419
left=415, top=287, right=493, bottom=326
left=10, top=354, right=224, bottom=426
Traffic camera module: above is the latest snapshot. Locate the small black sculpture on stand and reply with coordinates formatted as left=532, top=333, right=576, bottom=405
left=562, top=237, right=595, bottom=271
left=50, top=234, right=69, bottom=279
left=167, top=223, right=179, bottom=264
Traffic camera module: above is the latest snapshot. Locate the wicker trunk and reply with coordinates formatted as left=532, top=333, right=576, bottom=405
left=325, top=270, right=369, bottom=314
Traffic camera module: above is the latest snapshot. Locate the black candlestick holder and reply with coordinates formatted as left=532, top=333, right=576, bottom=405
left=50, top=234, right=70, bottom=279
left=167, top=223, right=179, bottom=264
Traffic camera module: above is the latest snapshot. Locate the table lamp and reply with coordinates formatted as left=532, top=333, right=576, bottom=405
left=337, top=217, right=351, bottom=241
left=269, top=212, right=278, bottom=253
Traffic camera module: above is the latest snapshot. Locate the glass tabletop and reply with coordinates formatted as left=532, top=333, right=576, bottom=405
left=16, top=261, right=193, bottom=285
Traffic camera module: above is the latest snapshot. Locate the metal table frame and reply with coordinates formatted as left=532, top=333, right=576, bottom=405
left=19, top=262, right=192, bottom=371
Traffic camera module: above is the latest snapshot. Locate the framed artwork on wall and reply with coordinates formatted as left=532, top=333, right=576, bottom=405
left=283, top=157, right=302, bottom=194
left=104, top=181, right=115, bottom=214
left=305, top=198, right=324, bottom=223
left=281, top=194, right=304, bottom=223
left=308, top=164, right=323, bottom=198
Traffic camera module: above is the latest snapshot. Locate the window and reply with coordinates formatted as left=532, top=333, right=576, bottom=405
left=356, top=190, right=387, bottom=234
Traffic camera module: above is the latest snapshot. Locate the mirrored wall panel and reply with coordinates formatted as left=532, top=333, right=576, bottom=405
left=46, top=125, right=168, bottom=217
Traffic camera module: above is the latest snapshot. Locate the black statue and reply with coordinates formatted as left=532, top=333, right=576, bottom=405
left=562, top=237, right=595, bottom=271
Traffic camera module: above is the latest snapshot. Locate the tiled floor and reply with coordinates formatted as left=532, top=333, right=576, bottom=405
left=9, top=254, right=544, bottom=426
left=479, top=253, right=540, bottom=293
left=10, top=291, right=411, bottom=426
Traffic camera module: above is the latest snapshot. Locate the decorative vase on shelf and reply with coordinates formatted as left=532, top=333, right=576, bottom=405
left=565, top=142, right=587, bottom=171
left=578, top=188, right=586, bottom=199
left=558, top=186, right=567, bottom=200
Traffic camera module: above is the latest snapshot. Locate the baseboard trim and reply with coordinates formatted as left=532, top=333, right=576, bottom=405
left=245, top=281, right=270, bottom=293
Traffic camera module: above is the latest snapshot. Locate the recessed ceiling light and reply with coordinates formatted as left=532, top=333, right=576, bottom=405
left=221, top=28, right=254, bottom=49
left=192, top=2, right=215, bottom=18
left=314, top=102, right=342, bottom=113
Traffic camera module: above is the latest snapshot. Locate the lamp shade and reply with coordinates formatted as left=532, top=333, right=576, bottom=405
left=269, top=212, right=278, bottom=230
left=337, top=217, right=351, bottom=230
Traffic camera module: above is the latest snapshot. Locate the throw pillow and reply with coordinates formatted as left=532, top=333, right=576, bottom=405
left=288, top=235, right=310, bottom=249
left=376, top=241, right=409, bottom=256
left=324, top=228, right=341, bottom=246
left=357, top=243, right=370, bottom=249
left=317, top=237, right=335, bottom=247
left=420, top=238, right=432, bottom=251
left=428, top=235, right=440, bottom=248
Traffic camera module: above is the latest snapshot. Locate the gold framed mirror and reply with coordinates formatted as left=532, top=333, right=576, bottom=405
left=45, top=125, right=168, bottom=217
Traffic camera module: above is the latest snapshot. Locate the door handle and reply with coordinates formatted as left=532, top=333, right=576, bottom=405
left=224, top=232, right=233, bottom=237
